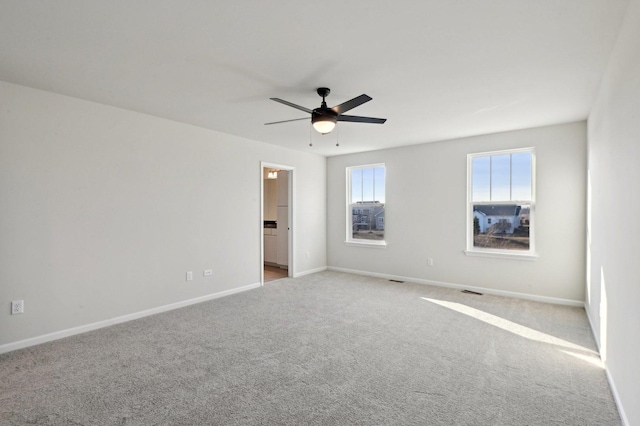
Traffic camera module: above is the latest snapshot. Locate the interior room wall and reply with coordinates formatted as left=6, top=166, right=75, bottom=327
left=263, top=178, right=277, bottom=221
left=327, top=121, right=587, bottom=304
left=586, top=0, right=640, bottom=423
left=0, top=81, right=327, bottom=349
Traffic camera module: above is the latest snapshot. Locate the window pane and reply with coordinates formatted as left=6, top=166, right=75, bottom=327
left=490, top=155, right=511, bottom=201
left=472, top=157, right=490, bottom=201
left=348, top=165, right=385, bottom=242
left=351, top=202, right=384, bottom=241
left=374, top=167, right=385, bottom=203
left=362, top=168, right=374, bottom=201
left=351, top=169, right=362, bottom=203
left=472, top=203, right=529, bottom=250
left=469, top=150, right=533, bottom=253
left=511, top=152, right=531, bottom=200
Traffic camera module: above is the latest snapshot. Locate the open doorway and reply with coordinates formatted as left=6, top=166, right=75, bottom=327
left=261, top=162, right=294, bottom=285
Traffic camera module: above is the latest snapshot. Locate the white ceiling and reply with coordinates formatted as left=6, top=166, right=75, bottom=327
left=0, top=1, right=629, bottom=156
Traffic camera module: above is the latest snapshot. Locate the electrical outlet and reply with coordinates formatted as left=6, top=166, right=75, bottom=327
left=186, top=271, right=193, bottom=281
left=11, top=300, right=24, bottom=315
left=204, top=269, right=212, bottom=276
left=427, top=258, right=434, bottom=267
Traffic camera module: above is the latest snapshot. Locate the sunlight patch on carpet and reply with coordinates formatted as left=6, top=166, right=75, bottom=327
left=559, top=350, right=603, bottom=369
left=421, top=297, right=596, bottom=355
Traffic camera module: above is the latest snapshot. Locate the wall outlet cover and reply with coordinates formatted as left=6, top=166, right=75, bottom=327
left=11, top=300, right=24, bottom=315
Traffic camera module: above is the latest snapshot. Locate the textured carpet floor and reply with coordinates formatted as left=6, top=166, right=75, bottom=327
left=0, top=271, right=620, bottom=425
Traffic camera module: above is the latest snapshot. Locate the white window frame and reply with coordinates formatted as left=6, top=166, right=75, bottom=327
left=345, top=163, right=387, bottom=247
left=465, top=148, right=537, bottom=260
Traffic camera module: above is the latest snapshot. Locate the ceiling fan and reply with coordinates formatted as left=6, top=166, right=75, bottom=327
left=265, top=87, right=386, bottom=135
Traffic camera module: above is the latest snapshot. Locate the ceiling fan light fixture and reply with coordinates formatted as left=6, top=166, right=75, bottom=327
left=312, top=114, right=337, bottom=134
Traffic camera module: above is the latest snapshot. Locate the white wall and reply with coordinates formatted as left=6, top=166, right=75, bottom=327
left=0, top=81, right=326, bottom=348
left=587, top=0, right=640, bottom=423
left=328, top=122, right=587, bottom=303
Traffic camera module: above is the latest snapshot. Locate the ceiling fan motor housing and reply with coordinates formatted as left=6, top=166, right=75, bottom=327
left=312, top=108, right=337, bottom=121
left=311, top=109, right=337, bottom=134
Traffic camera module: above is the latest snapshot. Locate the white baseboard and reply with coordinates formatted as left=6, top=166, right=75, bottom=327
left=293, top=266, right=327, bottom=278
left=604, top=364, right=630, bottom=426
left=584, top=304, right=629, bottom=426
left=0, top=282, right=261, bottom=355
left=327, top=266, right=584, bottom=307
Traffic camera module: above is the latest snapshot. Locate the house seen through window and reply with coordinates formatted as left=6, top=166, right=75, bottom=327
left=347, top=164, right=385, bottom=245
left=468, top=149, right=534, bottom=255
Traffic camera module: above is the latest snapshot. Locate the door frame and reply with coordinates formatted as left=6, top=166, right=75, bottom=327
left=260, top=161, right=295, bottom=286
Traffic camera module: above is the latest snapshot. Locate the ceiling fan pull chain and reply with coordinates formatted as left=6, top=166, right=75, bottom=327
left=309, top=124, right=313, bottom=147
left=336, top=123, right=340, bottom=147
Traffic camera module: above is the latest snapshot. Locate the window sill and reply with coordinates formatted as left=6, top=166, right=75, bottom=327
left=345, top=240, right=387, bottom=248
left=464, top=249, right=538, bottom=261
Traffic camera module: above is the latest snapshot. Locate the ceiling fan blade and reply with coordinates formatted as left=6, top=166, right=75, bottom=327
left=331, top=94, right=372, bottom=114
left=264, top=117, right=309, bottom=125
left=337, top=114, right=387, bottom=124
left=270, top=98, right=313, bottom=114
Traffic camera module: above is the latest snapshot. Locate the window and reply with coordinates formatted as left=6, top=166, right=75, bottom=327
left=347, top=164, right=386, bottom=246
left=467, top=148, right=535, bottom=258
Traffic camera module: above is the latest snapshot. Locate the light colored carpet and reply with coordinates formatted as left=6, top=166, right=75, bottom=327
left=0, top=271, right=620, bottom=425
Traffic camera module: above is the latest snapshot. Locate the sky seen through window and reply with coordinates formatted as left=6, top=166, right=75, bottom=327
left=472, top=152, right=532, bottom=201
left=351, top=166, right=385, bottom=203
